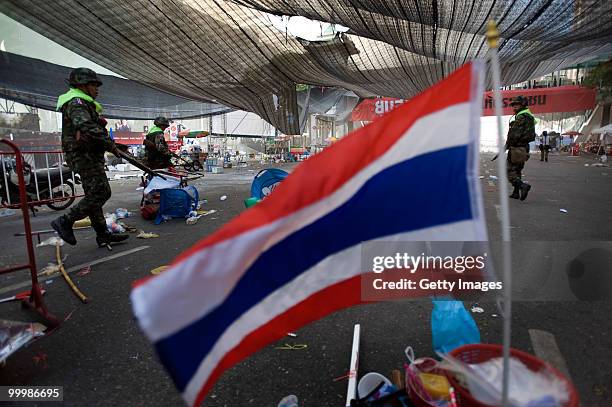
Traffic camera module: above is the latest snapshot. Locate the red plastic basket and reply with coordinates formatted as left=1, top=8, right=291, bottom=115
left=446, top=344, right=579, bottom=407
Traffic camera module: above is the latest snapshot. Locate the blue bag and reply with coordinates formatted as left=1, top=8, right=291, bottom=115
left=155, top=185, right=199, bottom=224
left=431, top=299, right=481, bottom=354
left=251, top=168, right=288, bottom=199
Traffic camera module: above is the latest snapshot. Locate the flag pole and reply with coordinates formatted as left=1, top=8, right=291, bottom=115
left=486, top=20, right=512, bottom=407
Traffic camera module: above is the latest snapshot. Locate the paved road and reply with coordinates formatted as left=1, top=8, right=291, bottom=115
left=0, top=153, right=610, bottom=406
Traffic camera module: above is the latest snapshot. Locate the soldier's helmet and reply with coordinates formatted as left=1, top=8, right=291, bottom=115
left=69, top=68, right=103, bottom=87
left=509, top=95, right=528, bottom=107
left=153, top=116, right=170, bottom=128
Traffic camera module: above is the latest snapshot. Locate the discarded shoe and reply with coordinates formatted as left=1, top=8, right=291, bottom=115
left=519, top=183, right=531, bottom=201
left=51, top=216, right=77, bottom=245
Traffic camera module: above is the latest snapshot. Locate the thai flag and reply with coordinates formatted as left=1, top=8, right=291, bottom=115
left=131, top=62, right=486, bottom=406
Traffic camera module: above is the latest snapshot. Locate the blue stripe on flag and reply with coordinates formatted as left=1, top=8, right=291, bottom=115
left=157, top=145, right=473, bottom=390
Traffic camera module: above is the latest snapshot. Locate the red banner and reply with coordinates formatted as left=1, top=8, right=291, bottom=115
left=352, top=86, right=597, bottom=121
left=113, top=131, right=183, bottom=152
left=112, top=131, right=145, bottom=145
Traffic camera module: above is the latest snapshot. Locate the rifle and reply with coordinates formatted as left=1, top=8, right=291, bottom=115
left=113, top=149, right=167, bottom=180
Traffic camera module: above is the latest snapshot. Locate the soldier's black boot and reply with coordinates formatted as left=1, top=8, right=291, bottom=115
left=519, top=182, right=531, bottom=201
left=51, top=215, right=77, bottom=245
left=96, top=233, right=129, bottom=250
left=509, top=183, right=520, bottom=199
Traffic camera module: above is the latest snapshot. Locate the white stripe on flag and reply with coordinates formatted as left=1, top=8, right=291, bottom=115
left=183, top=220, right=485, bottom=405
left=132, top=102, right=476, bottom=342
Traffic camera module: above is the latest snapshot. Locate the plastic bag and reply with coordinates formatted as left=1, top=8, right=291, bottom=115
left=439, top=354, right=569, bottom=407
left=0, top=320, right=45, bottom=363
left=115, top=208, right=130, bottom=219
left=431, top=300, right=480, bottom=354
left=405, top=347, right=450, bottom=406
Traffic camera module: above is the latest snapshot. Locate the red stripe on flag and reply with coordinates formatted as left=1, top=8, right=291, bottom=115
left=191, top=276, right=365, bottom=406
left=173, top=63, right=473, bottom=267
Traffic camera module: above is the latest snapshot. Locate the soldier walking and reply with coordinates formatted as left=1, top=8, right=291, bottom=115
left=506, top=96, right=536, bottom=201
left=51, top=68, right=129, bottom=248
left=143, top=117, right=172, bottom=170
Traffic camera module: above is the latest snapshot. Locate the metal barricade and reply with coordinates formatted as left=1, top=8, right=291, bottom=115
left=0, top=139, right=60, bottom=327
left=1, top=146, right=82, bottom=213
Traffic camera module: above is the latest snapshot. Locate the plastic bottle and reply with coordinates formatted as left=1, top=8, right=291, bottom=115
left=277, top=395, right=298, bottom=407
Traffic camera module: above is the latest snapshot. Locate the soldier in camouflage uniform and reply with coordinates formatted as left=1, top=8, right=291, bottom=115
left=506, top=96, right=536, bottom=201
left=51, top=68, right=129, bottom=248
left=143, top=116, right=172, bottom=169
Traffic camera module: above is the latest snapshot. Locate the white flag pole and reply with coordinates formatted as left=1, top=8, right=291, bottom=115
left=345, top=324, right=360, bottom=407
left=486, top=20, right=512, bottom=407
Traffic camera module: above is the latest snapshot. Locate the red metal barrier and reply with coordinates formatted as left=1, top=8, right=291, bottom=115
left=0, top=139, right=60, bottom=328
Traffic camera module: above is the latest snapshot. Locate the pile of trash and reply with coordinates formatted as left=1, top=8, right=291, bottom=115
left=105, top=208, right=133, bottom=234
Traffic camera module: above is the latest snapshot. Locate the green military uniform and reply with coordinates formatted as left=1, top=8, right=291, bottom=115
left=143, top=125, right=172, bottom=169
left=51, top=68, right=128, bottom=248
left=506, top=101, right=536, bottom=200
left=56, top=88, right=113, bottom=237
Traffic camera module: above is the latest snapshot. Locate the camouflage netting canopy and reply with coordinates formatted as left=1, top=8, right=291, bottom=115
left=0, top=52, right=232, bottom=120
left=2, top=0, right=611, bottom=134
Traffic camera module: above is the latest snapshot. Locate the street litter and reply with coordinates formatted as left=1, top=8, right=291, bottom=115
left=0, top=320, right=46, bottom=364
left=488, top=175, right=498, bottom=180
left=39, top=263, right=61, bottom=276
left=105, top=213, right=126, bottom=234
left=439, top=353, right=571, bottom=406
left=37, top=236, right=64, bottom=247
left=186, top=215, right=201, bottom=225
left=118, top=222, right=138, bottom=233
left=108, top=221, right=126, bottom=234
left=560, top=209, right=568, bottom=213
left=73, top=217, right=91, bottom=228
left=277, top=395, right=299, bottom=407
left=197, top=209, right=217, bottom=216
left=63, top=308, right=77, bottom=322
left=287, top=332, right=297, bottom=337
left=220, top=195, right=227, bottom=201
left=470, top=306, right=484, bottom=313
left=0, top=289, right=46, bottom=304
left=150, top=266, right=168, bottom=275
left=46, top=280, right=54, bottom=284
left=584, top=164, right=589, bottom=167
left=76, top=266, right=92, bottom=277
left=275, top=344, right=307, bottom=350
left=137, top=231, right=159, bottom=239
left=479, top=175, right=485, bottom=179
left=115, top=208, right=131, bottom=219
left=32, top=352, right=49, bottom=367
left=0, top=208, right=16, bottom=217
